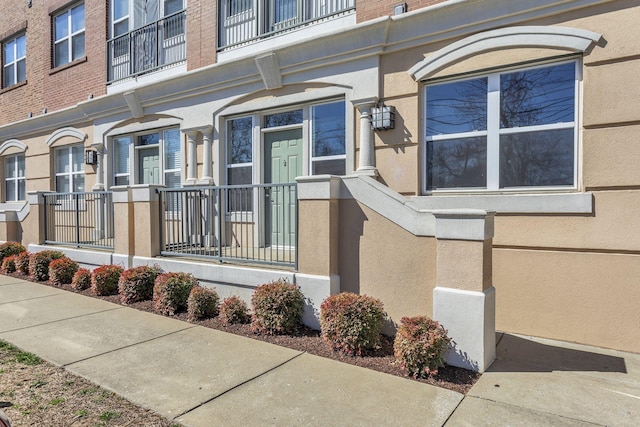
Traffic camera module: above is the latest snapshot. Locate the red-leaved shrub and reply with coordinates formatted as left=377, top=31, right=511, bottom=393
left=187, top=286, right=220, bottom=321
left=29, top=250, right=65, bottom=281
left=219, top=296, right=250, bottom=325
left=1, top=254, right=18, bottom=273
left=91, top=265, right=124, bottom=296
left=71, top=268, right=92, bottom=291
left=0, top=241, right=26, bottom=264
left=118, top=265, right=163, bottom=304
left=250, top=279, right=304, bottom=335
left=320, top=292, right=386, bottom=356
left=153, top=272, right=198, bottom=315
left=15, top=251, right=30, bottom=275
left=49, top=257, right=79, bottom=286
left=393, top=316, right=451, bottom=377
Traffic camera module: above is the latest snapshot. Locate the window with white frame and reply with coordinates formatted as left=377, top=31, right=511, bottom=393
left=53, top=3, right=85, bottom=68
left=227, top=116, right=253, bottom=187
left=110, top=0, right=184, bottom=37
left=55, top=145, right=85, bottom=193
left=424, top=60, right=578, bottom=192
left=112, top=128, right=181, bottom=188
left=4, top=154, right=25, bottom=201
left=311, top=101, right=346, bottom=175
left=2, top=33, right=26, bottom=88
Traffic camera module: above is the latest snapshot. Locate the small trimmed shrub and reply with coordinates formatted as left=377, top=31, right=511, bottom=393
left=320, top=292, right=386, bottom=356
left=1, top=254, right=18, bottom=273
left=0, top=241, right=26, bottom=263
left=15, top=251, right=30, bottom=275
left=219, top=296, right=250, bottom=325
left=91, top=265, right=124, bottom=296
left=49, top=257, right=79, bottom=286
left=72, top=268, right=92, bottom=291
left=250, top=279, right=304, bottom=335
left=187, top=286, right=220, bottom=321
left=393, top=316, right=451, bottom=378
left=118, top=265, right=163, bottom=304
left=29, top=250, right=65, bottom=281
left=153, top=272, right=198, bottom=315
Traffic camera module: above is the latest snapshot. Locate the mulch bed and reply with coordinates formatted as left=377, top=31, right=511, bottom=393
left=10, top=272, right=480, bottom=394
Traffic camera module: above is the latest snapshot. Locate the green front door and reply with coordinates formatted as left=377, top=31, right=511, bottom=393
left=264, top=129, right=302, bottom=247
left=138, top=147, right=160, bottom=184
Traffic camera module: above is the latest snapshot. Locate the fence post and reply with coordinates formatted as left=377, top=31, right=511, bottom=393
left=111, top=186, right=133, bottom=266
left=25, top=191, right=52, bottom=245
left=131, top=184, right=164, bottom=258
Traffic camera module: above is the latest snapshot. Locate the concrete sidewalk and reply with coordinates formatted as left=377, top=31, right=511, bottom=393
left=1, top=274, right=638, bottom=426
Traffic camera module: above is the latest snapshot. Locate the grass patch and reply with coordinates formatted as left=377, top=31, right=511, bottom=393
left=49, top=397, right=65, bottom=406
left=99, top=410, right=119, bottom=421
left=74, top=409, right=88, bottom=418
left=1, top=339, right=42, bottom=365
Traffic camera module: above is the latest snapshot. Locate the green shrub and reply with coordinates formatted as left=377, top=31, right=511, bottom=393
left=320, top=292, right=386, bottom=356
left=15, top=251, right=30, bottom=275
left=91, top=265, right=124, bottom=296
left=1, top=254, right=18, bottom=273
left=71, top=268, right=92, bottom=291
left=153, top=272, right=198, bottom=315
left=393, top=316, right=451, bottom=377
left=29, top=250, right=65, bottom=281
left=219, top=296, right=250, bottom=325
left=250, top=279, right=304, bottom=335
left=118, top=265, right=163, bottom=304
left=187, top=286, right=220, bottom=321
left=49, top=257, right=79, bottom=286
left=0, top=241, right=26, bottom=263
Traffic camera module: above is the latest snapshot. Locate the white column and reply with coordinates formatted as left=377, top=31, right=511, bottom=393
left=185, top=130, right=198, bottom=185
left=199, top=127, right=214, bottom=185
left=353, top=100, right=378, bottom=176
left=92, top=144, right=105, bottom=191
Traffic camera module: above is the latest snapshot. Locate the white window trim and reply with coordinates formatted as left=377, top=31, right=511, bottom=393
left=422, top=58, right=581, bottom=195
left=110, top=0, right=185, bottom=38
left=54, top=3, right=85, bottom=67
left=4, top=154, right=25, bottom=202
left=54, top=145, right=85, bottom=193
left=3, top=33, right=26, bottom=88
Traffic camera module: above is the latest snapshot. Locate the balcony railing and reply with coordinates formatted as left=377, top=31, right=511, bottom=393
left=219, top=0, right=355, bottom=49
left=157, top=184, right=297, bottom=268
left=107, top=10, right=187, bottom=83
left=43, top=191, right=115, bottom=251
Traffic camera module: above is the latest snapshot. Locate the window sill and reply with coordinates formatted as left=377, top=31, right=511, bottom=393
left=408, top=192, right=593, bottom=214
left=49, top=56, right=87, bottom=75
left=0, top=80, right=27, bottom=95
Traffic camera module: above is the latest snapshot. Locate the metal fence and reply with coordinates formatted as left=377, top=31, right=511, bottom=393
left=43, top=191, right=115, bottom=250
left=107, top=10, right=187, bottom=83
left=219, top=0, right=355, bottom=49
left=157, top=184, right=297, bottom=268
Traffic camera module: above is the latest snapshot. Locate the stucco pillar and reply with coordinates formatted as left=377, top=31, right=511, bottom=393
left=111, top=186, right=133, bottom=267
left=295, top=175, right=341, bottom=328
left=353, top=99, right=378, bottom=176
left=185, top=130, right=198, bottom=185
left=130, top=185, right=164, bottom=258
left=92, top=144, right=105, bottom=191
left=25, top=191, right=51, bottom=245
left=433, top=209, right=496, bottom=372
left=199, top=126, right=214, bottom=185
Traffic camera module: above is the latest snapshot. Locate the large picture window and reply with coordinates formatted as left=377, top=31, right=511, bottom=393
left=53, top=3, right=85, bottom=68
left=4, top=154, right=25, bottom=201
left=3, top=33, right=26, bottom=88
left=311, top=101, right=346, bottom=175
left=55, top=145, right=85, bottom=193
left=425, top=61, right=577, bottom=192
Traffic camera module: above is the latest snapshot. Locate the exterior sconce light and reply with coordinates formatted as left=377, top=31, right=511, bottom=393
left=85, top=149, right=98, bottom=165
left=371, top=103, right=395, bottom=131
left=393, top=3, right=407, bottom=15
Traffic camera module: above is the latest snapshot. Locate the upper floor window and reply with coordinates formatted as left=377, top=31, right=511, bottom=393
left=111, top=0, right=184, bottom=37
left=2, top=33, right=26, bottom=88
left=55, top=145, right=85, bottom=193
left=53, top=3, right=85, bottom=68
left=112, top=128, right=181, bottom=188
left=4, top=154, right=25, bottom=201
left=424, top=60, right=577, bottom=192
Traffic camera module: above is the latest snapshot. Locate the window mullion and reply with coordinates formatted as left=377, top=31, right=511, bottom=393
left=486, top=74, right=500, bottom=190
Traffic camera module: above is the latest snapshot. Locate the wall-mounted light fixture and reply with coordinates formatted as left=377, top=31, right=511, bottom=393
left=85, top=149, right=98, bottom=165
left=393, top=3, right=407, bottom=15
left=371, top=103, right=395, bottom=131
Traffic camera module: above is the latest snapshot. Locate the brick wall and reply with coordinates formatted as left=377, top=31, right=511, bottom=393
left=0, top=0, right=107, bottom=127
left=187, top=0, right=217, bottom=70
left=356, top=0, right=449, bottom=23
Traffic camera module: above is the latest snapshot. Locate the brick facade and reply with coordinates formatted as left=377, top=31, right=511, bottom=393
left=0, top=0, right=107, bottom=127
left=186, top=0, right=218, bottom=70
left=356, top=0, right=449, bottom=23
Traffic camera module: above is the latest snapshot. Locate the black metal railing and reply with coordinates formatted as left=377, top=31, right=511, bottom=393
left=107, top=10, right=187, bottom=83
left=157, top=184, right=297, bottom=268
left=43, top=191, right=115, bottom=250
left=219, top=0, right=355, bottom=49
